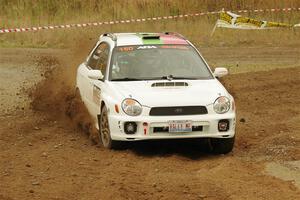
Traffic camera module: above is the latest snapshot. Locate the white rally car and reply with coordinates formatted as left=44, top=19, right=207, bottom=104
left=76, top=32, right=236, bottom=153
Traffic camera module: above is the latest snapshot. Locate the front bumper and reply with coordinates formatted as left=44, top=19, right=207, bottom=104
left=108, top=112, right=236, bottom=141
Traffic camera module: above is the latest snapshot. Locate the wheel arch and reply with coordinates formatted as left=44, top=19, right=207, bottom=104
left=100, top=100, right=106, bottom=111
left=97, top=101, right=106, bottom=131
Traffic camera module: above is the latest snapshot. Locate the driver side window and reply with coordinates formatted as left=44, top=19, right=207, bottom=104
left=87, top=42, right=109, bottom=77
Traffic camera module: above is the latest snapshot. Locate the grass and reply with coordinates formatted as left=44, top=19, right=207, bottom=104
left=0, top=0, right=300, bottom=48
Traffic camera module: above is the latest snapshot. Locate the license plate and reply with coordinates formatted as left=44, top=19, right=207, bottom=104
left=169, top=120, right=192, bottom=133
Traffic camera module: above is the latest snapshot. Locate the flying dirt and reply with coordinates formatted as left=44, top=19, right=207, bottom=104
left=0, top=46, right=299, bottom=200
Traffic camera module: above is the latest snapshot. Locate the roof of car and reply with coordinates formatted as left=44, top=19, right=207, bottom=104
left=101, top=32, right=189, bottom=46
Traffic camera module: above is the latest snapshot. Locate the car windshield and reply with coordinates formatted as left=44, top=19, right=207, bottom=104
left=109, top=45, right=213, bottom=81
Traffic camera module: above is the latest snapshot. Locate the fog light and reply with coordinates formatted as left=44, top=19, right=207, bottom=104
left=218, top=119, right=229, bottom=132
left=124, top=122, right=137, bottom=134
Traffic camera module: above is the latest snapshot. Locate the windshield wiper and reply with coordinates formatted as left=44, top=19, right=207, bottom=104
left=111, top=78, right=143, bottom=81
left=111, top=76, right=199, bottom=81
left=160, top=75, right=198, bottom=80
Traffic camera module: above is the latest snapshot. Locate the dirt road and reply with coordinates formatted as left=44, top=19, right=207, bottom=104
left=0, top=47, right=299, bottom=200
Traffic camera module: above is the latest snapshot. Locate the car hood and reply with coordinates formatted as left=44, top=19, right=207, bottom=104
left=108, top=79, right=228, bottom=107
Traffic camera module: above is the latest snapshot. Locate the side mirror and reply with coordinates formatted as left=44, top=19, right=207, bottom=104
left=214, top=67, right=228, bottom=78
left=88, top=70, right=104, bottom=80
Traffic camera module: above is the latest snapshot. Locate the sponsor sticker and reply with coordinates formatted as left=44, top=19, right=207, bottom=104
left=116, top=45, right=189, bottom=52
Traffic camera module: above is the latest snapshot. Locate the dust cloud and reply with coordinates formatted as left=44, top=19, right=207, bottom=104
left=28, top=38, right=100, bottom=143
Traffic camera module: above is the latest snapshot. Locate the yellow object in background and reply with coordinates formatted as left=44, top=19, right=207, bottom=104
left=216, top=11, right=295, bottom=29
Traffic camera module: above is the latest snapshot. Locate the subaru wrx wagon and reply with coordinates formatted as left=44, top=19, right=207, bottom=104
left=76, top=32, right=236, bottom=153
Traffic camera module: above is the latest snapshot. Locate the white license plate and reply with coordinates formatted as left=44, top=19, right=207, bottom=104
left=169, top=120, right=192, bottom=133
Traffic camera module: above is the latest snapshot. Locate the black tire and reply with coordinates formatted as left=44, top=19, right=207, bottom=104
left=99, top=106, right=120, bottom=149
left=210, top=136, right=235, bottom=154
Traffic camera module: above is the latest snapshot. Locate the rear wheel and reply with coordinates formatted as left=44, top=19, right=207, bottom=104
left=210, top=136, right=235, bottom=154
left=99, top=106, right=119, bottom=149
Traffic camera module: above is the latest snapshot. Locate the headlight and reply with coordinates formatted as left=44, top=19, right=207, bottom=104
left=213, top=96, right=231, bottom=114
left=121, top=98, right=142, bottom=116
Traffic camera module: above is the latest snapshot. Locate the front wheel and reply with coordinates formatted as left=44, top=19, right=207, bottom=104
left=210, top=136, right=235, bottom=154
left=99, top=106, right=119, bottom=149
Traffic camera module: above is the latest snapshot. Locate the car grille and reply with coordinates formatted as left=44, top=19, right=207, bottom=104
left=149, top=106, right=208, bottom=116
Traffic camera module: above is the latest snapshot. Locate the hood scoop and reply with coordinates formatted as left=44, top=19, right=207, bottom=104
left=151, top=82, right=189, bottom=87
